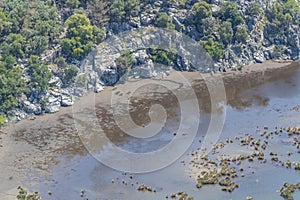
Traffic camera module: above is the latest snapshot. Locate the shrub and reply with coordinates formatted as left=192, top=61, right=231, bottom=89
left=156, top=12, right=175, bottom=29
left=116, top=50, right=135, bottom=72
left=219, top=21, right=233, bottom=46
left=61, top=14, right=94, bottom=60
left=55, top=57, right=79, bottom=84
left=148, top=48, right=176, bottom=67
left=29, top=55, right=52, bottom=93
left=234, top=26, right=248, bottom=44
left=64, top=65, right=79, bottom=84
left=248, top=2, right=261, bottom=17
left=218, top=2, right=244, bottom=27
left=17, top=186, right=41, bottom=200
left=200, top=38, right=224, bottom=61
left=268, top=0, right=300, bottom=28
left=192, top=1, right=212, bottom=22
left=0, top=61, right=27, bottom=112
left=192, top=1, right=213, bottom=33
left=0, top=114, right=7, bottom=126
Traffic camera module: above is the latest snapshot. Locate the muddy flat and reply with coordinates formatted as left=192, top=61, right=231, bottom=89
left=1, top=61, right=300, bottom=200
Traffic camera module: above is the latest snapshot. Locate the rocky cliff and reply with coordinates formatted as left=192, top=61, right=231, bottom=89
left=2, top=0, right=300, bottom=122
left=79, top=0, right=300, bottom=88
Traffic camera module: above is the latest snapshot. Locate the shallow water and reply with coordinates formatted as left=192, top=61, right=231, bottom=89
left=1, top=63, right=300, bottom=200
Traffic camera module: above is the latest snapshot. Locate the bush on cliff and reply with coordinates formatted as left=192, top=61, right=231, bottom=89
left=60, top=13, right=94, bottom=60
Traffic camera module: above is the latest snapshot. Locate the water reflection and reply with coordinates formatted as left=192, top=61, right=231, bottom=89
left=1, top=62, right=300, bottom=199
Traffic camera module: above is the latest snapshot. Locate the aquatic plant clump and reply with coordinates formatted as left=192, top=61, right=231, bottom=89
left=280, top=182, right=300, bottom=200
left=196, top=167, right=239, bottom=192
left=17, top=186, right=42, bottom=200
left=190, top=124, right=300, bottom=197
left=219, top=177, right=239, bottom=192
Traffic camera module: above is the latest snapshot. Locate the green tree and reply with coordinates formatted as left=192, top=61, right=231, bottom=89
left=110, top=0, right=126, bottom=22
left=148, top=48, right=176, bottom=66
left=269, top=1, right=287, bottom=27
left=219, top=21, right=233, bottom=46
left=92, top=25, right=106, bottom=44
left=234, top=26, right=248, bottom=44
left=55, top=57, right=79, bottom=84
left=192, top=1, right=212, bottom=22
left=28, top=35, right=49, bottom=55
left=29, top=55, right=52, bottom=93
left=124, top=0, right=140, bottom=18
left=0, top=8, right=8, bottom=37
left=201, top=18, right=215, bottom=36
left=156, top=12, right=175, bottom=29
left=1, top=33, right=25, bottom=58
left=87, top=0, right=110, bottom=27
left=248, top=2, right=261, bottom=17
left=61, top=13, right=94, bottom=59
left=269, top=0, right=300, bottom=28
left=282, top=0, right=300, bottom=19
left=218, top=2, right=244, bottom=27
left=192, top=1, right=213, bottom=33
left=116, top=50, right=135, bottom=72
left=200, top=38, right=224, bottom=61
left=0, top=62, right=27, bottom=112
left=1, top=0, right=63, bottom=57
left=3, top=55, right=16, bottom=68
left=66, top=0, right=80, bottom=8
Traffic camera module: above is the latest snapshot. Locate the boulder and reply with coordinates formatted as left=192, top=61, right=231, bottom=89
left=45, top=102, right=60, bottom=113
left=99, top=69, right=119, bottom=86
left=140, top=13, right=155, bottom=26
left=45, top=96, right=61, bottom=113
left=49, top=76, right=62, bottom=88
left=22, top=101, right=42, bottom=115
left=73, top=88, right=85, bottom=97
left=130, top=60, right=156, bottom=79
left=8, top=109, right=27, bottom=122
left=94, top=82, right=104, bottom=93
left=253, top=51, right=265, bottom=63
left=61, top=95, right=74, bottom=107
left=175, top=56, right=191, bottom=71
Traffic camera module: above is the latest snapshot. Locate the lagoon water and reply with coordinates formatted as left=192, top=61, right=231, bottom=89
left=1, top=63, right=300, bottom=200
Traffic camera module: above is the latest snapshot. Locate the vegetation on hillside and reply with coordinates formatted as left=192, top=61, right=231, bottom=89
left=0, top=58, right=27, bottom=112
left=0, top=0, right=299, bottom=121
left=267, top=0, right=300, bottom=31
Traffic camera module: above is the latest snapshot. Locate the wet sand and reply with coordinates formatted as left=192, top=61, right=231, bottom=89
left=0, top=60, right=300, bottom=199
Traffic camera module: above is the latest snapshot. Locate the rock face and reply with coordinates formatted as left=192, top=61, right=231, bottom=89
left=99, top=69, right=120, bottom=86
left=82, top=27, right=215, bottom=86
left=76, top=0, right=300, bottom=88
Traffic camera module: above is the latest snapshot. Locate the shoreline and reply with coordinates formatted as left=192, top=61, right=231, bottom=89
left=1, top=59, right=300, bottom=130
